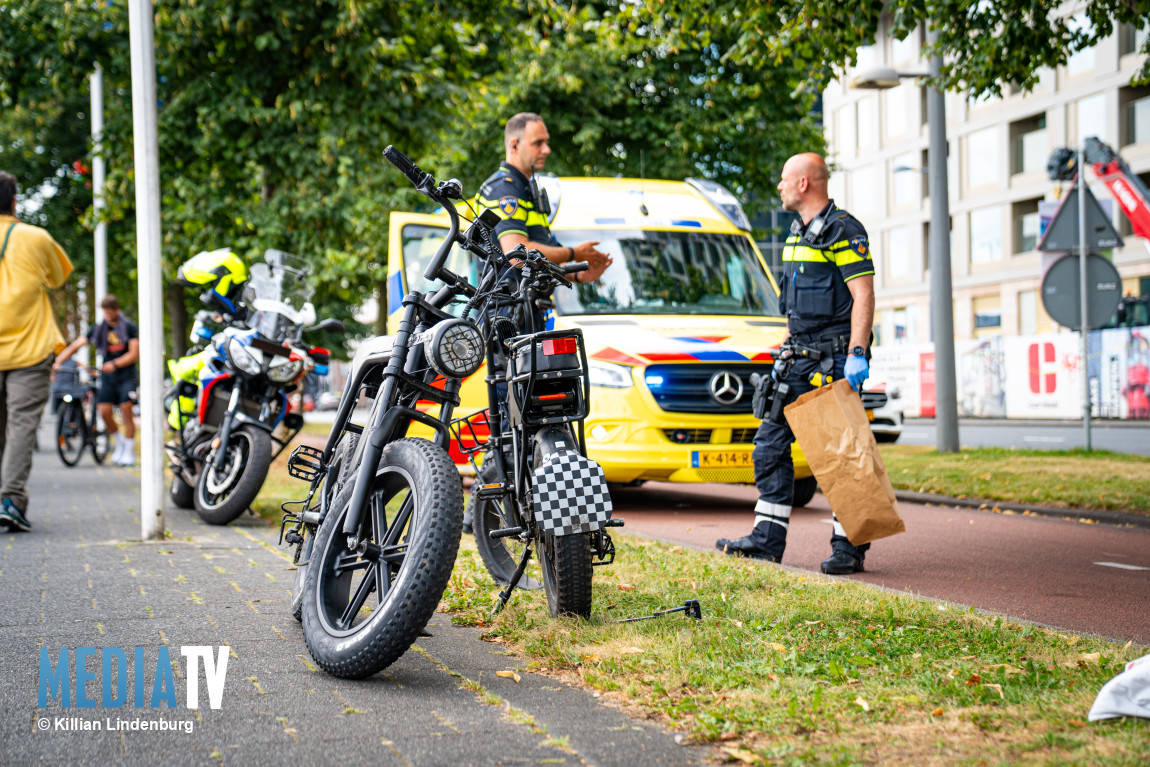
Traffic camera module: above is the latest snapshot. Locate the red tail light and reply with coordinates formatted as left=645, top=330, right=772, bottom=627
left=542, top=338, right=578, bottom=356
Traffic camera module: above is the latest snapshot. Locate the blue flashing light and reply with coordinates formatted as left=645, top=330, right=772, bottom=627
left=645, top=375, right=664, bottom=388
left=314, top=364, right=329, bottom=376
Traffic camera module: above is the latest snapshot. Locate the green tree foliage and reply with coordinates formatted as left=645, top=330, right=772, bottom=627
left=0, top=0, right=828, bottom=354
left=650, top=0, right=1150, bottom=97
left=443, top=2, right=824, bottom=220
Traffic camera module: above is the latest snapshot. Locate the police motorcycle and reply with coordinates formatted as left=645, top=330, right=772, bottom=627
left=166, top=249, right=340, bottom=525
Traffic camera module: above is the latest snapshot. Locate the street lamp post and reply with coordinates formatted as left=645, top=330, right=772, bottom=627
left=850, top=27, right=960, bottom=453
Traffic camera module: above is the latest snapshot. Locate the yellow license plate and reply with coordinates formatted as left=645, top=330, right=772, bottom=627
left=691, top=451, right=753, bottom=468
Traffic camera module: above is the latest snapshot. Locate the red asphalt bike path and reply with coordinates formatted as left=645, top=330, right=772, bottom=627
left=606, top=482, right=1150, bottom=646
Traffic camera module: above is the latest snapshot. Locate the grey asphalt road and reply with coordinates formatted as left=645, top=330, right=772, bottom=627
left=0, top=433, right=705, bottom=767
left=900, top=418, right=1150, bottom=455
left=609, top=481, right=1150, bottom=645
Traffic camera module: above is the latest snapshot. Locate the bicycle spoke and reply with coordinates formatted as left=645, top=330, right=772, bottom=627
left=382, top=493, right=413, bottom=548
left=338, top=569, right=376, bottom=630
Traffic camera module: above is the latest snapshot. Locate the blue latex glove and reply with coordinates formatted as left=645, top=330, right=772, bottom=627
left=845, top=354, right=869, bottom=391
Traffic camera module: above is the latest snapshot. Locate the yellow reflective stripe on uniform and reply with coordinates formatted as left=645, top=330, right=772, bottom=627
left=781, top=243, right=832, bottom=263
left=827, top=239, right=869, bottom=266
left=476, top=196, right=532, bottom=222
left=524, top=211, right=549, bottom=227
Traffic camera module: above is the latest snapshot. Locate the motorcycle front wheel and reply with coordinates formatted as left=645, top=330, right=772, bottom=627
left=194, top=425, right=271, bottom=525
left=301, top=438, right=463, bottom=679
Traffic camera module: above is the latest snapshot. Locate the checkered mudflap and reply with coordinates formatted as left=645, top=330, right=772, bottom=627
left=530, top=451, right=613, bottom=535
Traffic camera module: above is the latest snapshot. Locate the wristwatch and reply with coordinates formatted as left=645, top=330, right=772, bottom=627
left=849, top=345, right=866, bottom=357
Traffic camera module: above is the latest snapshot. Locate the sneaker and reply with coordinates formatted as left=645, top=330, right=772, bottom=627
left=715, top=535, right=779, bottom=562
left=820, top=549, right=865, bottom=574
left=0, top=498, right=31, bottom=532
left=117, top=438, right=136, bottom=466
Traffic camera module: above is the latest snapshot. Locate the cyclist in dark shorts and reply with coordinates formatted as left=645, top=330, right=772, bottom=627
left=52, top=295, right=140, bottom=466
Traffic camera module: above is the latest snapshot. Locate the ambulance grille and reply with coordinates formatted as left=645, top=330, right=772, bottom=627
left=643, top=364, right=771, bottom=414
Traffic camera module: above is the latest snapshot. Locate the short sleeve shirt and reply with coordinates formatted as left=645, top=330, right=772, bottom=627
left=88, top=319, right=139, bottom=379
left=477, top=162, right=560, bottom=248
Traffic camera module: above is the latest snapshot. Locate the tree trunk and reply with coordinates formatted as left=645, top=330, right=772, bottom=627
left=375, top=278, right=387, bottom=336
left=167, top=281, right=188, bottom=359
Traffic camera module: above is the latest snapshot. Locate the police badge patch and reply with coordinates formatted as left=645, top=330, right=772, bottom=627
left=850, top=236, right=869, bottom=257
left=499, top=196, right=519, bottom=216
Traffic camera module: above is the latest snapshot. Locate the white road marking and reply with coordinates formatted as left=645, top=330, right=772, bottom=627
left=1093, top=562, right=1150, bottom=571
left=1023, top=436, right=1065, bottom=443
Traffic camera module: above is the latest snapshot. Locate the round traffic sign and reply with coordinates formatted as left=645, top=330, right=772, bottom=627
left=1040, top=252, right=1122, bottom=330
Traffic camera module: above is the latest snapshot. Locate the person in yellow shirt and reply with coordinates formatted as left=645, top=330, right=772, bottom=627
left=0, top=170, right=74, bottom=532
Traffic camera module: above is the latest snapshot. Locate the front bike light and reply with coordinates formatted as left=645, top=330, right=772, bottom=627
left=267, top=355, right=304, bottom=383
left=425, top=319, right=484, bottom=379
left=225, top=337, right=262, bottom=376
left=588, top=360, right=634, bottom=388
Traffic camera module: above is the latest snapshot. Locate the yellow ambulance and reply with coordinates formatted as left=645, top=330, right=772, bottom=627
left=388, top=177, right=827, bottom=503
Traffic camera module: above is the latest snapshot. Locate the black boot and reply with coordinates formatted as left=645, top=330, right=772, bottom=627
left=821, top=538, right=869, bottom=574
left=716, top=521, right=785, bottom=562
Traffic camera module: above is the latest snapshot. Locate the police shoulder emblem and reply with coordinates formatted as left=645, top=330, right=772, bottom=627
left=850, top=236, right=868, bottom=257
left=499, top=196, right=519, bottom=216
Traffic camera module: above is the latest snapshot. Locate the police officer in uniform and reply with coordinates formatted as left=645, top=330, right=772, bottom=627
left=477, top=112, right=612, bottom=309
left=716, top=153, right=876, bottom=575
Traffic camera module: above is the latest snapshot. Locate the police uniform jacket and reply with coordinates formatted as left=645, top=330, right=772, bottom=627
left=779, top=200, right=873, bottom=340
left=477, top=162, right=559, bottom=249
left=476, top=162, right=560, bottom=332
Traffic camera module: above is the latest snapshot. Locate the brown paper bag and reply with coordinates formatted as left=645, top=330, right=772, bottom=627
left=783, top=378, right=905, bottom=545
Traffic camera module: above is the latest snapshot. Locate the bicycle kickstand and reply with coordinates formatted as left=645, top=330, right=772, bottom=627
left=492, top=545, right=533, bottom=616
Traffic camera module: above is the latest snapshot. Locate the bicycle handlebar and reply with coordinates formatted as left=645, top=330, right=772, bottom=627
left=383, top=145, right=432, bottom=192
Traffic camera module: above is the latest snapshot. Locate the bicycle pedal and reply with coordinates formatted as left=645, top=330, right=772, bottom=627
left=287, top=445, right=325, bottom=482
left=474, top=482, right=509, bottom=500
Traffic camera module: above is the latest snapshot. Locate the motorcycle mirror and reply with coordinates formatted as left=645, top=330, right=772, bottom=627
left=305, top=318, right=344, bottom=334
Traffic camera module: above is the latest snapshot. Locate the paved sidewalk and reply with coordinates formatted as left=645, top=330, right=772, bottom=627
left=0, top=434, right=704, bottom=766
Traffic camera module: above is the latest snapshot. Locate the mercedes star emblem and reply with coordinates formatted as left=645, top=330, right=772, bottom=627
left=708, top=371, right=744, bottom=406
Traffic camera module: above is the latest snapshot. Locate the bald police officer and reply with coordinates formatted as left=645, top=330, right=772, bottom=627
left=716, top=153, right=876, bottom=575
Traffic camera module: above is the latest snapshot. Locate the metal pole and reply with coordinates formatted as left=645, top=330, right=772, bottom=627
left=1077, top=147, right=1091, bottom=451
left=128, top=0, right=166, bottom=539
left=926, top=27, right=959, bottom=452
left=90, top=66, right=107, bottom=320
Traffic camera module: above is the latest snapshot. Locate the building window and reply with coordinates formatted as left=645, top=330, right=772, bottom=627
left=1120, top=21, right=1149, bottom=56
left=1075, top=92, right=1108, bottom=144
left=891, top=306, right=916, bottom=345
left=888, top=226, right=910, bottom=279
left=920, top=144, right=958, bottom=201
left=885, top=84, right=907, bottom=139
left=1010, top=115, right=1048, bottom=174
left=1066, top=14, right=1096, bottom=76
left=851, top=165, right=878, bottom=217
left=1012, top=198, right=1042, bottom=254
left=1120, top=85, right=1150, bottom=146
left=967, top=127, right=999, bottom=188
left=892, top=152, right=917, bottom=208
left=970, top=206, right=1003, bottom=264
left=857, top=97, right=876, bottom=149
left=1018, top=289, right=1054, bottom=335
left=973, top=295, right=1002, bottom=338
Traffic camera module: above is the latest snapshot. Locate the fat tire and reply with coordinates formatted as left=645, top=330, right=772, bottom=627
left=56, top=401, right=84, bottom=467
left=533, top=427, right=593, bottom=618
left=301, top=438, right=463, bottom=678
left=291, top=433, right=358, bottom=622
left=791, top=475, right=819, bottom=507
left=170, top=474, right=195, bottom=509
left=194, top=426, right=272, bottom=525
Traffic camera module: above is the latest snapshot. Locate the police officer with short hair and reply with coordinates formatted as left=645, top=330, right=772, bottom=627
left=477, top=112, right=612, bottom=320
left=716, top=153, right=876, bottom=574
